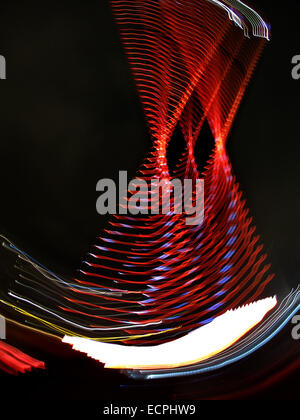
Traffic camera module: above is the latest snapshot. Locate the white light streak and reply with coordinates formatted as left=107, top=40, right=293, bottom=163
left=63, top=296, right=277, bottom=370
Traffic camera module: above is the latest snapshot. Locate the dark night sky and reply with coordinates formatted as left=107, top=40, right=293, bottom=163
left=0, top=0, right=299, bottom=293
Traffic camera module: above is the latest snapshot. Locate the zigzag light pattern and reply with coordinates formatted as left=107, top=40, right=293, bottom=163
left=0, top=0, right=278, bottom=372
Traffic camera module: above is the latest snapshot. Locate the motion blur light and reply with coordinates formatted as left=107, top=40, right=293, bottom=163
left=96, top=171, right=204, bottom=225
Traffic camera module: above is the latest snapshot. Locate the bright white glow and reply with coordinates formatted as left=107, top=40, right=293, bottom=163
left=63, top=296, right=277, bottom=370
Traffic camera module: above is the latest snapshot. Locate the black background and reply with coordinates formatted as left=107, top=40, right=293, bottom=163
left=0, top=0, right=299, bottom=401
